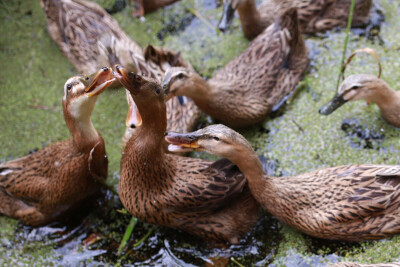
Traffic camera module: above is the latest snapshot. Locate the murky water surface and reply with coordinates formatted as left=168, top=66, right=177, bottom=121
left=1, top=0, right=400, bottom=265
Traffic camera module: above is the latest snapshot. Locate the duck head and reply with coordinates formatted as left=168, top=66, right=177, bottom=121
left=113, top=65, right=167, bottom=130
left=165, top=124, right=253, bottom=159
left=63, top=67, right=114, bottom=120
left=62, top=67, right=114, bottom=148
left=162, top=67, right=201, bottom=100
left=319, top=74, right=385, bottom=115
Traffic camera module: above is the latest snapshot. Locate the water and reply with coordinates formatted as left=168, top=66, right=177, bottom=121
left=1, top=0, right=400, bottom=265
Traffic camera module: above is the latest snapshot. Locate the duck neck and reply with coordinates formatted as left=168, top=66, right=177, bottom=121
left=126, top=99, right=167, bottom=162
left=236, top=0, right=265, bottom=39
left=368, top=82, right=400, bottom=110
left=63, top=98, right=100, bottom=152
left=181, top=74, right=214, bottom=109
left=227, top=146, right=270, bottom=204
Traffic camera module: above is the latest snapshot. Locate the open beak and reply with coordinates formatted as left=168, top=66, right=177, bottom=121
left=125, top=91, right=142, bottom=128
left=218, top=3, right=235, bottom=32
left=85, top=67, right=115, bottom=97
left=165, top=132, right=202, bottom=153
left=113, top=65, right=141, bottom=95
left=319, top=93, right=348, bottom=115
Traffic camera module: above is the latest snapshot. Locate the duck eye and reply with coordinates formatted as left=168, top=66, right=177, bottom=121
left=85, top=76, right=89, bottom=81
left=155, top=88, right=161, bottom=95
left=67, top=84, right=72, bottom=90
left=213, top=136, right=220, bottom=141
left=178, top=73, right=185, bottom=79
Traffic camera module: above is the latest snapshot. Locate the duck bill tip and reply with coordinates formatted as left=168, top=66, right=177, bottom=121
left=319, top=94, right=347, bottom=115
left=218, top=3, right=235, bottom=32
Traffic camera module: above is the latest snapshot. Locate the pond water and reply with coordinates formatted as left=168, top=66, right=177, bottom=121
left=1, top=0, right=400, bottom=266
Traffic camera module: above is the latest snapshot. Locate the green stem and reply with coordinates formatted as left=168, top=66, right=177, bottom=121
left=231, top=257, right=244, bottom=267
left=134, top=225, right=156, bottom=247
left=336, top=0, right=356, bottom=89
left=117, top=216, right=138, bottom=256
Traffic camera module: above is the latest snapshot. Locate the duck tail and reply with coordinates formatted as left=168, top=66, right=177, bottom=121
left=276, top=8, right=309, bottom=71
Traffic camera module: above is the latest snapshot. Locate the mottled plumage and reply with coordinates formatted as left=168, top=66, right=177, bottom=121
left=320, top=74, right=400, bottom=128
left=166, top=124, right=400, bottom=242
left=40, top=0, right=201, bottom=148
left=115, top=69, right=259, bottom=243
left=163, top=8, right=309, bottom=127
left=0, top=68, right=113, bottom=226
left=219, top=0, right=373, bottom=39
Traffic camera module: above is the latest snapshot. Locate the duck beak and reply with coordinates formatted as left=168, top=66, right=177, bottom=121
left=85, top=67, right=115, bottom=97
left=218, top=3, right=235, bottom=32
left=319, top=93, right=348, bottom=115
left=125, top=91, right=142, bottom=128
left=113, top=65, right=140, bottom=95
left=165, top=132, right=202, bottom=153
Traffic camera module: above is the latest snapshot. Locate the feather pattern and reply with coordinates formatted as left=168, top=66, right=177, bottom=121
left=163, top=8, right=309, bottom=127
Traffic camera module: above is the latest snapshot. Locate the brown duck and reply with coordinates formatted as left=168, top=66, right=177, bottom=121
left=40, top=0, right=200, bottom=147
left=166, top=124, right=400, bottom=242
left=219, top=0, right=373, bottom=39
left=319, top=74, right=400, bottom=128
left=162, top=8, right=309, bottom=128
left=0, top=68, right=114, bottom=226
left=114, top=66, right=259, bottom=244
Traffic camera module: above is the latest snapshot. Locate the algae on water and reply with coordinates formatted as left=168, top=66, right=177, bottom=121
left=1, top=0, right=400, bottom=265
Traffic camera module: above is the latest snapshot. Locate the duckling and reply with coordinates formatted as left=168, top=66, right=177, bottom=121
left=0, top=68, right=114, bottom=226
left=130, top=0, right=180, bottom=17
left=219, top=0, right=373, bottom=39
left=166, top=124, right=400, bottom=242
left=162, top=8, right=309, bottom=128
left=114, top=66, right=260, bottom=244
left=319, top=74, right=400, bottom=128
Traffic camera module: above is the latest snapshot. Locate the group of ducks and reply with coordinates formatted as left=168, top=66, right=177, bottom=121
left=1, top=0, right=400, bottom=262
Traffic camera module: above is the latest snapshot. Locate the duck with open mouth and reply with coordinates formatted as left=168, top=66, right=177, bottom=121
left=0, top=67, right=114, bottom=226
left=114, top=65, right=260, bottom=244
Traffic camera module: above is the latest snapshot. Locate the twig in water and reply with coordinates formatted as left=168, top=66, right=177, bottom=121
left=231, top=257, right=244, bottom=267
left=134, top=225, right=156, bottom=247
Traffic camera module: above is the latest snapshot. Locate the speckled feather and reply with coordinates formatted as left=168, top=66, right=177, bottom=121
left=265, top=164, right=400, bottom=241
left=118, top=75, right=259, bottom=244
left=164, top=8, right=309, bottom=127
left=228, top=0, right=372, bottom=39
left=0, top=129, right=107, bottom=226
left=169, top=125, right=400, bottom=242
left=40, top=0, right=201, bottom=148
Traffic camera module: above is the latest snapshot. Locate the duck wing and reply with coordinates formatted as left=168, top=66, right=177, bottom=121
left=168, top=158, right=247, bottom=214
left=306, top=165, right=400, bottom=224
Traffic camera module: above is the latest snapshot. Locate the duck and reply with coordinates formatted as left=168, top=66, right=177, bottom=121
left=162, top=8, right=309, bottom=128
left=319, top=74, right=400, bottom=128
left=130, top=0, right=180, bottom=17
left=40, top=0, right=158, bottom=80
left=165, top=124, right=400, bottom=242
left=218, top=0, right=373, bottom=39
left=114, top=66, right=260, bottom=244
left=40, top=0, right=201, bottom=147
left=0, top=67, right=114, bottom=226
